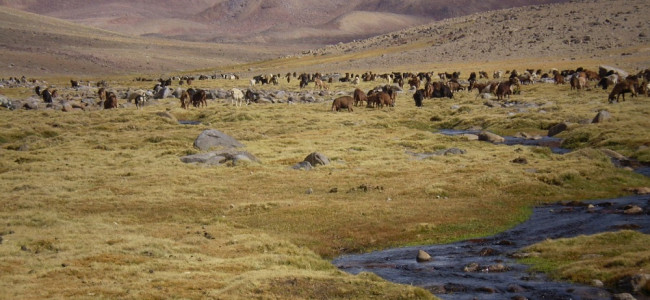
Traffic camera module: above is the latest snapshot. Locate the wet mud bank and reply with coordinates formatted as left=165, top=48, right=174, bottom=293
left=334, top=195, right=650, bottom=299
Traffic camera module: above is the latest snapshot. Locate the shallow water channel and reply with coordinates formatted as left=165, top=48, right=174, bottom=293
left=333, top=195, right=650, bottom=299
left=436, top=129, right=570, bottom=154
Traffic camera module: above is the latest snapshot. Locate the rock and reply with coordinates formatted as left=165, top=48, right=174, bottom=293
left=487, top=263, right=508, bottom=272
left=592, top=110, right=612, bottom=123
left=443, top=148, right=466, bottom=155
left=512, top=157, right=528, bottom=164
left=416, top=249, right=432, bottom=262
left=625, top=187, right=650, bottom=195
left=464, top=262, right=480, bottom=272
left=154, top=87, right=172, bottom=99
left=601, top=149, right=628, bottom=160
left=476, top=287, right=496, bottom=293
left=548, top=122, right=568, bottom=137
left=507, top=284, right=526, bottom=293
left=478, top=131, right=505, bottom=143
left=61, top=102, right=73, bottom=112
left=617, top=274, right=650, bottom=293
left=172, top=87, right=183, bottom=98
left=612, top=293, right=637, bottom=300
left=591, top=279, right=604, bottom=288
left=193, top=129, right=244, bottom=151
left=180, top=149, right=258, bottom=166
left=23, top=101, right=38, bottom=110
left=180, top=153, right=226, bottom=165
left=304, top=152, right=330, bottom=166
left=306, top=188, right=313, bottom=194
left=461, top=134, right=479, bottom=140
left=479, top=247, right=498, bottom=256
left=329, top=188, right=338, bottom=193
left=156, top=111, right=177, bottom=121
left=623, top=205, right=643, bottom=215
left=481, top=93, right=493, bottom=100
left=292, top=161, right=313, bottom=171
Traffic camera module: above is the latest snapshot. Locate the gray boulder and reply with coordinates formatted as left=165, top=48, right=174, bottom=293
left=416, top=250, right=432, bottom=262
left=291, top=161, right=313, bottom=171
left=154, top=87, right=172, bottom=99
left=592, top=110, right=611, bottom=123
left=193, top=129, right=244, bottom=151
left=304, top=152, right=330, bottom=166
left=548, top=122, right=568, bottom=137
left=181, top=149, right=258, bottom=166
left=478, top=131, right=505, bottom=143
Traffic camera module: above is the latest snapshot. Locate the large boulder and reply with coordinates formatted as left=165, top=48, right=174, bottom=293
left=592, top=110, right=612, bottom=123
left=304, top=152, right=330, bottom=166
left=478, top=131, right=505, bottom=143
left=416, top=250, right=432, bottom=262
left=193, top=129, right=244, bottom=151
left=154, top=87, right=172, bottom=99
left=548, top=122, right=568, bottom=137
left=180, top=149, right=258, bottom=166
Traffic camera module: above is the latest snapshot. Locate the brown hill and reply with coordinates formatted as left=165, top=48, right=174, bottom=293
left=0, top=0, right=571, bottom=46
left=0, top=7, right=285, bottom=77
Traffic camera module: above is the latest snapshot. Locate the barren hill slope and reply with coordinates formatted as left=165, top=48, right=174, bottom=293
left=283, top=0, right=650, bottom=74
left=0, top=7, right=284, bottom=77
left=0, top=0, right=571, bottom=46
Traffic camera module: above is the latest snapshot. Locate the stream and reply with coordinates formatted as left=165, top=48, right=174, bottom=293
left=333, top=195, right=650, bottom=299
left=335, top=129, right=649, bottom=299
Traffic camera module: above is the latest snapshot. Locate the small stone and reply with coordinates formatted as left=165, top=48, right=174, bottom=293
left=612, top=293, right=637, bottom=300
left=548, top=122, right=568, bottom=137
left=624, top=205, right=643, bottom=215
left=591, top=279, right=604, bottom=287
left=512, top=157, right=528, bottom=164
left=306, top=188, right=313, bottom=194
left=329, top=188, right=338, bottom=193
left=464, top=262, right=480, bottom=272
left=416, top=249, right=432, bottom=262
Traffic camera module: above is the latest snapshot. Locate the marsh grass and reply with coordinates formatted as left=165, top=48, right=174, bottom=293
left=519, top=231, right=650, bottom=293
left=1, top=69, right=649, bottom=298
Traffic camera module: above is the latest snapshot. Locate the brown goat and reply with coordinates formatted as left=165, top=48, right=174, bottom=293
left=353, top=88, right=367, bottom=107
left=608, top=81, right=637, bottom=103
left=180, top=91, right=190, bottom=109
left=191, top=90, right=207, bottom=108
left=104, top=92, right=118, bottom=109
left=332, top=96, right=354, bottom=112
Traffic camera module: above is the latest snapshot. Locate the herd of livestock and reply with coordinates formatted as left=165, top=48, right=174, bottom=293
left=1, top=66, right=649, bottom=112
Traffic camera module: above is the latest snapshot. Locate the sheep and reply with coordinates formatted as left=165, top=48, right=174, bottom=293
left=231, top=88, right=245, bottom=106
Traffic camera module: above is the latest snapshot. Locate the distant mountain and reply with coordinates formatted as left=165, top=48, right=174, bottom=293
left=0, top=0, right=571, bottom=46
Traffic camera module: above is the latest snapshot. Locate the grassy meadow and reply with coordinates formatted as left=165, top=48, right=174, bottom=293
left=1, top=70, right=650, bottom=298
left=519, top=230, right=650, bottom=293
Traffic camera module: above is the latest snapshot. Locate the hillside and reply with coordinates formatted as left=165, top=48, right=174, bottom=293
left=257, top=0, right=650, bottom=75
left=0, top=7, right=285, bottom=77
left=0, top=0, right=571, bottom=45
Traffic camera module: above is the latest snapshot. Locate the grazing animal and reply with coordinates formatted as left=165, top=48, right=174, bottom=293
left=315, top=79, right=328, bottom=90
left=191, top=90, right=207, bottom=108
left=413, top=89, right=425, bottom=107
left=495, top=80, right=520, bottom=101
left=367, top=92, right=393, bottom=108
left=231, top=88, right=245, bottom=106
left=353, top=88, right=367, bottom=106
left=245, top=89, right=258, bottom=103
left=70, top=80, right=79, bottom=88
left=41, top=88, right=53, bottom=103
left=34, top=86, right=41, bottom=96
left=608, top=81, right=637, bottom=103
left=331, top=96, right=354, bottom=112
left=127, top=90, right=147, bottom=103
left=134, top=95, right=146, bottom=109
left=180, top=91, right=190, bottom=109
left=408, top=77, right=420, bottom=89
left=104, top=92, right=118, bottom=109
left=351, top=76, right=360, bottom=85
